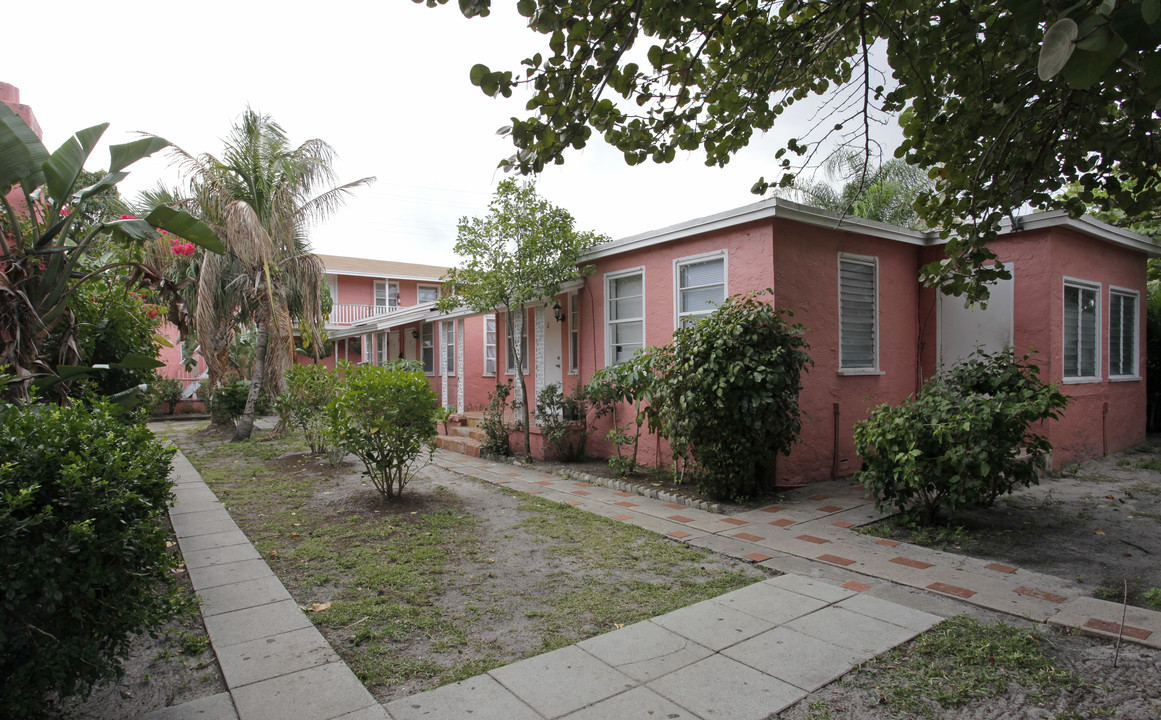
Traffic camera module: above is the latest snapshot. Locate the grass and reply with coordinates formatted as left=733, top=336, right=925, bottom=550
left=850, top=616, right=1076, bottom=717
left=856, top=517, right=996, bottom=554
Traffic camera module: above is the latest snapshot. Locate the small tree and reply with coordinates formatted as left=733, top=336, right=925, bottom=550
left=436, top=179, right=605, bottom=459
left=587, top=349, right=667, bottom=476
left=326, top=363, right=438, bottom=500
left=153, top=376, right=185, bottom=414
left=278, top=362, right=345, bottom=454
left=854, top=350, right=1068, bottom=523
left=657, top=290, right=812, bottom=500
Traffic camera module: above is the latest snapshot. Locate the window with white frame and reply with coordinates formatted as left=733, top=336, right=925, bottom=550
left=568, top=294, right=579, bottom=374
left=420, top=323, right=435, bottom=375
left=676, top=253, right=726, bottom=327
left=506, top=312, right=528, bottom=374
left=373, top=281, right=399, bottom=313
left=418, top=285, right=439, bottom=304
left=838, top=255, right=878, bottom=371
left=442, top=320, right=456, bottom=376
left=1063, top=280, right=1099, bottom=380
left=376, top=332, right=387, bottom=366
left=607, top=270, right=644, bottom=365
left=483, top=315, right=497, bottom=375
left=1109, top=289, right=1138, bottom=378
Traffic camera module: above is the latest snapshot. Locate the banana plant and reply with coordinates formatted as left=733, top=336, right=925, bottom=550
left=0, top=103, right=222, bottom=403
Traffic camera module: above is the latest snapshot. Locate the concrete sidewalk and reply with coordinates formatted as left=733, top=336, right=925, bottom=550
left=149, top=438, right=1160, bottom=719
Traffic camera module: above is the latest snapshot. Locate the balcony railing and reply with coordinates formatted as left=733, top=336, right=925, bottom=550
left=329, top=303, right=397, bottom=326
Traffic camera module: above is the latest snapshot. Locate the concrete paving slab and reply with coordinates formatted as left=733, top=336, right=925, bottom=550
left=183, top=542, right=261, bottom=570
left=647, top=654, right=805, bottom=720
left=722, top=625, right=869, bottom=691
left=837, top=592, right=943, bottom=632
left=175, top=529, right=252, bottom=554
left=386, top=674, right=541, bottom=720
left=229, top=661, right=378, bottom=720
left=1048, top=596, right=1161, bottom=648
left=203, top=598, right=314, bottom=648
left=134, top=691, right=238, bottom=720
left=171, top=511, right=241, bottom=539
left=215, top=626, right=340, bottom=689
left=198, top=574, right=294, bottom=617
left=558, top=685, right=697, bottom=719
left=785, top=606, right=921, bottom=655
left=712, top=580, right=831, bottom=625
left=649, top=600, right=774, bottom=652
left=576, top=620, right=714, bottom=683
left=766, top=574, right=855, bottom=603
left=190, top=558, right=275, bottom=592
left=330, top=705, right=392, bottom=720
left=489, top=645, right=636, bottom=718
left=685, top=532, right=782, bottom=562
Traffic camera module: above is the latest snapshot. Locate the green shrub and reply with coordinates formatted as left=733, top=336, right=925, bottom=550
left=212, top=379, right=270, bottom=424
left=326, top=364, right=438, bottom=499
left=279, top=363, right=345, bottom=454
left=656, top=290, right=811, bottom=500
left=480, top=381, right=513, bottom=456
left=535, top=382, right=590, bottom=461
left=153, top=376, right=185, bottom=414
left=854, top=350, right=1068, bottom=523
left=0, top=402, right=181, bottom=716
left=587, top=350, right=665, bottom=475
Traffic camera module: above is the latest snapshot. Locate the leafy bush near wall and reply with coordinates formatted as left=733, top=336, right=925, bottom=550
left=480, top=381, right=513, bottom=456
left=327, top=364, right=438, bottom=499
left=854, top=350, right=1068, bottom=523
left=0, top=402, right=182, bottom=716
left=212, top=379, right=269, bottom=423
left=152, top=376, right=185, bottom=414
left=279, top=362, right=346, bottom=454
left=587, top=350, right=666, bottom=476
left=535, top=382, right=590, bottom=461
left=656, top=290, right=811, bottom=500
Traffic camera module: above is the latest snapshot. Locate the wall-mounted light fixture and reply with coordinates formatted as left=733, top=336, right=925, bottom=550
left=552, top=301, right=564, bottom=323
left=411, top=329, right=420, bottom=339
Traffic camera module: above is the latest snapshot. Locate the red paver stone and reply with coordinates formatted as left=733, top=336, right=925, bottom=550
left=535, top=481, right=554, bottom=486
left=572, top=490, right=591, bottom=496
left=817, top=505, right=843, bottom=513
left=985, top=562, right=1017, bottom=574
left=614, top=492, right=634, bottom=497
left=733, top=532, right=765, bottom=543
left=843, top=581, right=872, bottom=593
left=611, top=514, right=633, bottom=521
left=721, top=518, right=749, bottom=526
left=614, top=501, right=637, bottom=508
left=927, top=582, right=976, bottom=599
left=817, top=554, right=855, bottom=566
left=668, top=530, right=692, bottom=539
left=1014, top=586, right=1068, bottom=604
left=875, top=539, right=901, bottom=547
left=832, top=521, right=856, bottom=528
left=760, top=505, right=786, bottom=513
left=796, top=535, right=829, bottom=545
left=539, top=473, right=555, bottom=478
left=808, top=494, right=830, bottom=501
left=573, top=482, right=593, bottom=487
left=505, top=472, right=521, bottom=477
left=890, top=556, right=934, bottom=570
left=527, top=490, right=542, bottom=494
left=667, top=515, right=695, bottom=523
left=494, top=480, right=510, bottom=484
left=769, top=518, right=796, bottom=527
left=664, top=503, right=686, bottom=510
left=1083, top=619, right=1153, bottom=641
left=745, top=552, right=773, bottom=562
left=567, top=501, right=583, bottom=506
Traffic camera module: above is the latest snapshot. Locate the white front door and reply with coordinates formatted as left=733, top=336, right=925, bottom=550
left=544, top=309, right=564, bottom=390
left=404, top=328, right=417, bottom=362
left=388, top=331, right=401, bottom=363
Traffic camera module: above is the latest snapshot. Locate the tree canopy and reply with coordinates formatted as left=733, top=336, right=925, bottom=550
left=424, top=0, right=1160, bottom=302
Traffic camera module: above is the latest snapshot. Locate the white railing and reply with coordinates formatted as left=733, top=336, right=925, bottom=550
left=330, top=303, right=397, bottom=325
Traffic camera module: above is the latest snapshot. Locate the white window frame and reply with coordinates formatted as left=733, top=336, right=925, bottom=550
left=373, top=280, right=399, bottom=313
left=568, top=292, right=579, bottom=375
left=837, top=253, right=882, bottom=375
left=417, top=284, right=440, bottom=304
left=1062, top=277, right=1101, bottom=383
left=483, top=314, right=497, bottom=376
left=420, top=323, right=435, bottom=376
left=442, top=320, right=456, bottom=377
left=1108, top=286, right=1140, bottom=380
left=375, top=331, right=388, bottom=366
left=505, top=310, right=529, bottom=375
left=605, top=267, right=646, bottom=367
left=673, top=250, right=728, bottom=329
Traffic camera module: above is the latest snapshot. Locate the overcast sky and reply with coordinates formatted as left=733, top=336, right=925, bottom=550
left=6, top=1, right=901, bottom=268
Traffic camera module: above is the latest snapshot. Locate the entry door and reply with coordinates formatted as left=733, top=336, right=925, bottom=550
left=404, top=328, right=417, bottom=362
left=544, top=310, right=564, bottom=389
left=388, top=331, right=401, bottom=363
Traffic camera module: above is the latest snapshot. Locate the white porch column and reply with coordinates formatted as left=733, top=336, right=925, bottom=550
left=440, top=320, right=449, bottom=408
left=534, top=307, right=547, bottom=398
left=456, top=319, right=465, bottom=414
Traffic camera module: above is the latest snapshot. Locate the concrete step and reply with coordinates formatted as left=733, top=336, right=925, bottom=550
left=436, top=434, right=483, bottom=458
left=452, top=425, right=486, bottom=441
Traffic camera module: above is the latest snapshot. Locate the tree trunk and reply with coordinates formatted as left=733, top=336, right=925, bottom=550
left=233, top=318, right=268, bottom=441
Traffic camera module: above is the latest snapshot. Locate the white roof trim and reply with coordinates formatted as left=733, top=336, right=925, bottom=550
left=324, top=270, right=445, bottom=282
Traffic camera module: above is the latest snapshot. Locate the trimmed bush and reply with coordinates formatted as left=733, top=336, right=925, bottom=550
left=279, top=363, right=345, bottom=454
left=480, top=381, right=513, bottom=456
left=327, top=363, right=438, bottom=499
left=854, top=350, right=1068, bottom=522
left=153, top=376, right=185, bottom=414
left=0, top=402, right=181, bottom=716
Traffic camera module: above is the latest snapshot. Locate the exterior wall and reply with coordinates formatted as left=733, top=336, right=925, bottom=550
left=2, top=83, right=41, bottom=229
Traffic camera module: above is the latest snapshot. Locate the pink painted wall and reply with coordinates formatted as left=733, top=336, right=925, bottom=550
left=2, top=82, right=41, bottom=232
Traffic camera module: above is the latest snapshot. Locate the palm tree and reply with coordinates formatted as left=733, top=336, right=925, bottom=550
left=781, top=148, right=933, bottom=230
left=173, top=109, right=373, bottom=440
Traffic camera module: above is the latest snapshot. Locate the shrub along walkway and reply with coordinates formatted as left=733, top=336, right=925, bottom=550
left=155, top=446, right=1161, bottom=720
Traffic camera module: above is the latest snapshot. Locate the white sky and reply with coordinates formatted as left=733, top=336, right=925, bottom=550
left=5, top=0, right=901, bottom=268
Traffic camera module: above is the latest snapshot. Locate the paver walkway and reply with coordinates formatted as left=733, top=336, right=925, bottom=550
left=151, top=438, right=1161, bottom=719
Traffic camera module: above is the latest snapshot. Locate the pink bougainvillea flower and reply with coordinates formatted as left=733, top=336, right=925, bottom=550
left=119, top=214, right=137, bottom=220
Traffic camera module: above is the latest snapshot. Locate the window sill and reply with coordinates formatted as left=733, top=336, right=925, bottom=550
left=838, top=369, right=885, bottom=377
left=1110, top=375, right=1141, bottom=383
left=1062, top=376, right=1101, bottom=385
